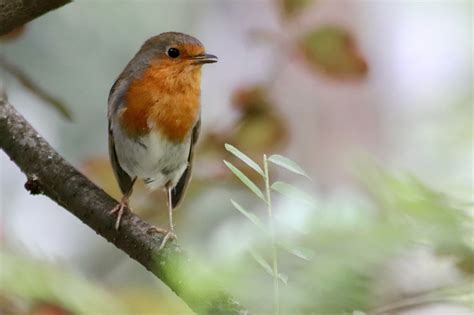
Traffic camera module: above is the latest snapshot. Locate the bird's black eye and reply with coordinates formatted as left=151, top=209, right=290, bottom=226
left=167, top=47, right=180, bottom=58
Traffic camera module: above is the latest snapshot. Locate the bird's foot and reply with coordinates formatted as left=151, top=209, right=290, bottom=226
left=147, top=226, right=177, bottom=250
left=109, top=200, right=129, bottom=230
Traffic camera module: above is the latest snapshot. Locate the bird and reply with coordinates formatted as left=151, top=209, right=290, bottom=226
left=107, top=32, right=217, bottom=249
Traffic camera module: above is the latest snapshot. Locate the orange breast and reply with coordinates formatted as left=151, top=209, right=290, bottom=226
left=120, top=59, right=201, bottom=143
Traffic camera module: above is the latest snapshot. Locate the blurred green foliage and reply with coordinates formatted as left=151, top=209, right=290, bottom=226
left=211, top=155, right=473, bottom=314
left=360, top=164, right=474, bottom=274
left=0, top=252, right=125, bottom=314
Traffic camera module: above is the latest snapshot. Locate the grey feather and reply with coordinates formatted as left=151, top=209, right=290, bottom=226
left=108, top=121, right=133, bottom=195
left=171, top=118, right=200, bottom=208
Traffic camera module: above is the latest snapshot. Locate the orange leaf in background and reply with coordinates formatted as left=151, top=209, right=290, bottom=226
left=81, top=157, right=121, bottom=199
left=300, top=26, right=368, bottom=79
left=232, top=85, right=270, bottom=112
left=231, top=85, right=288, bottom=153
left=196, top=85, right=288, bottom=182
left=279, top=0, right=313, bottom=19
left=31, top=303, right=72, bottom=315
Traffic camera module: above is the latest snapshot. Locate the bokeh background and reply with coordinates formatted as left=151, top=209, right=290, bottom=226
left=0, top=1, right=472, bottom=314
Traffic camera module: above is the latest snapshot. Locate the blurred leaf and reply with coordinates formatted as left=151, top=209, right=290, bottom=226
left=248, top=249, right=272, bottom=275
left=0, top=56, right=72, bottom=120
left=279, top=0, right=313, bottom=19
left=231, top=199, right=268, bottom=233
left=225, top=143, right=264, bottom=176
left=248, top=249, right=288, bottom=284
left=278, top=272, right=289, bottom=285
left=230, top=85, right=289, bottom=154
left=268, top=154, right=310, bottom=179
left=0, top=252, right=125, bottom=314
left=301, top=26, right=368, bottom=79
left=271, top=181, right=317, bottom=208
left=224, top=160, right=266, bottom=202
left=362, top=164, right=468, bottom=229
left=197, top=85, right=288, bottom=182
left=232, top=85, right=271, bottom=113
left=358, top=162, right=473, bottom=273
left=277, top=242, right=313, bottom=261
left=232, top=115, right=287, bottom=156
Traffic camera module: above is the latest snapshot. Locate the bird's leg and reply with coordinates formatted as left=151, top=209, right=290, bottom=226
left=155, top=186, right=176, bottom=250
left=159, top=186, right=177, bottom=249
left=109, top=177, right=136, bottom=230
left=109, top=195, right=129, bottom=230
left=167, top=185, right=175, bottom=234
left=147, top=185, right=177, bottom=250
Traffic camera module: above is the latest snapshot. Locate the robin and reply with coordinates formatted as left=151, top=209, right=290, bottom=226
left=107, top=32, right=217, bottom=248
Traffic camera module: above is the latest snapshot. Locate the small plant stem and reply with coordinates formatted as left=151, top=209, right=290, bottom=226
left=263, top=154, right=280, bottom=315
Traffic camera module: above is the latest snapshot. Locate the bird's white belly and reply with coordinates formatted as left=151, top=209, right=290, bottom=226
left=114, top=127, right=190, bottom=190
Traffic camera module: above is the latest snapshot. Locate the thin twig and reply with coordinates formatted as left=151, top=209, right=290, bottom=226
left=0, top=56, right=73, bottom=121
left=264, top=154, right=280, bottom=315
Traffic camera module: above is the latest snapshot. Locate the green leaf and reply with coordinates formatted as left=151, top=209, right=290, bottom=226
left=231, top=199, right=267, bottom=233
left=278, top=242, right=314, bottom=261
left=224, top=160, right=266, bottom=202
left=271, top=181, right=317, bottom=208
left=225, top=143, right=264, bottom=176
left=248, top=249, right=288, bottom=284
left=278, top=272, right=288, bottom=285
left=268, top=154, right=310, bottom=179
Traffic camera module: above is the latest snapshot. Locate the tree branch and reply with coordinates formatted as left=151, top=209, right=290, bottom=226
left=0, top=0, right=71, bottom=36
left=0, top=92, right=248, bottom=315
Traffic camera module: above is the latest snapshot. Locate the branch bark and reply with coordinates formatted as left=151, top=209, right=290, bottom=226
left=0, top=0, right=71, bottom=35
left=0, top=93, right=248, bottom=315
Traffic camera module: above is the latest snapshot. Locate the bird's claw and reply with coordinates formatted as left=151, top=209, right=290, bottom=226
left=147, top=226, right=177, bottom=250
left=109, top=202, right=128, bottom=230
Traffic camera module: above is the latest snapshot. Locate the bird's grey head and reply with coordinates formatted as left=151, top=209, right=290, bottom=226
left=138, top=32, right=217, bottom=65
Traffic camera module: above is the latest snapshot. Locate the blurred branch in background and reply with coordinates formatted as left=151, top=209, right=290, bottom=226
left=0, top=56, right=73, bottom=120
left=0, top=92, right=248, bottom=315
left=0, top=0, right=71, bottom=35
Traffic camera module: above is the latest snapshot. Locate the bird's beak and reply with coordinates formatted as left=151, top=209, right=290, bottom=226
left=191, top=53, right=218, bottom=64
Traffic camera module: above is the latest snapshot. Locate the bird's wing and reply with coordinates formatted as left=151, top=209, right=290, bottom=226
left=108, top=74, right=134, bottom=195
left=107, top=52, right=153, bottom=195
left=108, top=120, right=134, bottom=195
left=170, top=117, right=201, bottom=208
